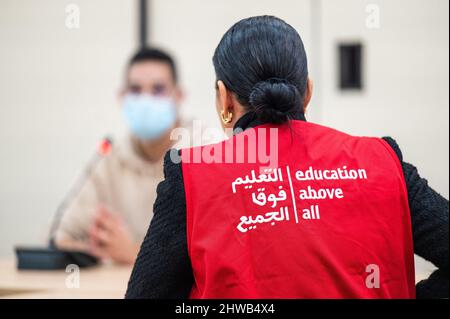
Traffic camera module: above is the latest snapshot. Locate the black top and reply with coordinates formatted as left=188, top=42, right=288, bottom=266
left=125, top=113, right=449, bottom=299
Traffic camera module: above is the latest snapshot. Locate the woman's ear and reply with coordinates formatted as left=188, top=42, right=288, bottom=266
left=217, top=80, right=229, bottom=113
left=303, top=78, right=314, bottom=113
left=216, top=80, right=234, bottom=128
left=217, top=80, right=246, bottom=129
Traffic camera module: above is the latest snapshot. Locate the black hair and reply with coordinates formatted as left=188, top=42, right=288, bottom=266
left=213, top=16, right=308, bottom=124
left=128, top=47, right=178, bottom=83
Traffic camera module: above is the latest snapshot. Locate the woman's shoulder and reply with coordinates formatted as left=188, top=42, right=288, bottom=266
left=162, top=149, right=183, bottom=181
left=381, top=136, right=403, bottom=162
left=152, top=150, right=186, bottom=222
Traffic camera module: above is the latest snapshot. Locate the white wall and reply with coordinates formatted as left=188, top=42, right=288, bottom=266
left=149, top=0, right=449, bottom=275
left=317, top=0, right=449, bottom=274
left=0, top=0, right=136, bottom=256
left=149, top=0, right=316, bottom=131
left=319, top=0, right=449, bottom=199
left=150, top=0, right=448, bottom=199
left=0, top=0, right=448, bottom=273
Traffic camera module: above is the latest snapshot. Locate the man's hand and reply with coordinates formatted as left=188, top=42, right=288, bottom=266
left=88, top=206, right=140, bottom=265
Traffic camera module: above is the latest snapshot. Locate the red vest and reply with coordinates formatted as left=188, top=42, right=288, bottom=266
left=181, top=120, right=415, bottom=298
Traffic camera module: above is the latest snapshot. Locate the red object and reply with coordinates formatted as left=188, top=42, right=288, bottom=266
left=97, top=138, right=112, bottom=156
left=181, top=120, right=415, bottom=299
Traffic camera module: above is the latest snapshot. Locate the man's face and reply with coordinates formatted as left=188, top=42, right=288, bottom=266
left=120, top=60, right=181, bottom=145
left=125, top=61, right=177, bottom=99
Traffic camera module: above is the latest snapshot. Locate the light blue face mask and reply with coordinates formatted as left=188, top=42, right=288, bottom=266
left=122, top=94, right=177, bottom=140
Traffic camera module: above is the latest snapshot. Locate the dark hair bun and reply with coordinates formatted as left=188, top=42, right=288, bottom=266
left=249, top=78, right=301, bottom=124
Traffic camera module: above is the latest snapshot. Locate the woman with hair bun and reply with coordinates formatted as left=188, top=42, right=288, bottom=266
left=126, top=16, right=448, bottom=299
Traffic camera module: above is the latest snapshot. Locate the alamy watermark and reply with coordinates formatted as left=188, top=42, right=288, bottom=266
left=65, top=3, right=80, bottom=29
left=365, top=4, right=381, bottom=29
left=169, top=120, right=280, bottom=170
left=65, top=264, right=80, bottom=289
left=365, top=264, right=380, bottom=289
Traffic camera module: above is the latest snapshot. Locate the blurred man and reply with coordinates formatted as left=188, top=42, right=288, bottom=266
left=54, top=47, right=183, bottom=264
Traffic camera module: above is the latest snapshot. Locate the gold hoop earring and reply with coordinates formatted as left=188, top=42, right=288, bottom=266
left=221, top=110, right=233, bottom=124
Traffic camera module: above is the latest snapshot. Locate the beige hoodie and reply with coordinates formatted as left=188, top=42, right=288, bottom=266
left=54, top=136, right=164, bottom=246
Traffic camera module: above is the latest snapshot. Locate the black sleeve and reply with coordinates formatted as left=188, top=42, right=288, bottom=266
left=125, top=150, right=194, bottom=299
left=383, top=137, right=449, bottom=299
